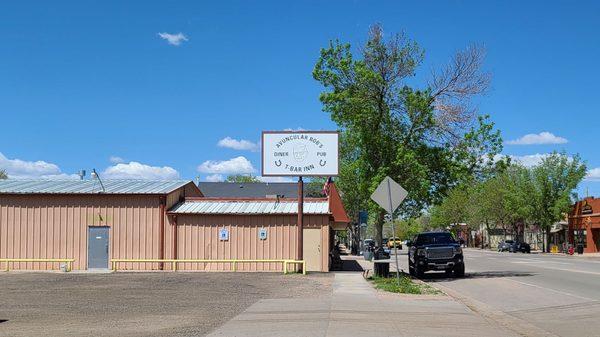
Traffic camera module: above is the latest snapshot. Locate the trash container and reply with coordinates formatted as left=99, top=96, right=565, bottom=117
left=374, top=261, right=390, bottom=277
left=363, top=245, right=375, bottom=261
left=577, top=244, right=584, bottom=255
left=374, top=247, right=390, bottom=260
left=373, top=247, right=390, bottom=277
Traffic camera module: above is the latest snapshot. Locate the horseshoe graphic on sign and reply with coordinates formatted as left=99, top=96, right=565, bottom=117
left=319, top=160, right=327, bottom=167
left=274, top=160, right=282, bottom=167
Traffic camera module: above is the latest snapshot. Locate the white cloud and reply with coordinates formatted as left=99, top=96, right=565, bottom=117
left=157, top=32, right=188, bottom=46
left=0, top=152, right=77, bottom=179
left=109, top=156, right=125, bottom=164
left=492, top=153, right=548, bottom=167
left=102, top=161, right=179, bottom=180
left=257, top=176, right=295, bottom=183
left=506, top=132, right=568, bottom=145
left=217, top=137, right=259, bottom=152
left=204, top=174, right=224, bottom=182
left=284, top=127, right=306, bottom=132
left=492, top=153, right=579, bottom=168
left=586, top=168, right=600, bottom=182
left=508, top=153, right=548, bottom=167
left=197, top=156, right=256, bottom=174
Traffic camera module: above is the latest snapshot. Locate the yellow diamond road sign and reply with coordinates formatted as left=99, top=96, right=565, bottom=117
left=370, top=176, right=408, bottom=214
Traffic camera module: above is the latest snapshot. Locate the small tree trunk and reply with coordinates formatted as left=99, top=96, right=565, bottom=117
left=545, top=226, right=551, bottom=253
left=375, top=211, right=385, bottom=247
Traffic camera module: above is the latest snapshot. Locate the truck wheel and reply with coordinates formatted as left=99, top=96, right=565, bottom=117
left=454, top=263, right=465, bottom=278
left=415, top=265, right=424, bottom=278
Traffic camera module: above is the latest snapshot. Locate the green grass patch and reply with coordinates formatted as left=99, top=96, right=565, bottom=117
left=368, top=275, right=441, bottom=295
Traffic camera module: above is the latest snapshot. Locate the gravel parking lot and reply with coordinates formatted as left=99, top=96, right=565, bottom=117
left=0, top=272, right=332, bottom=337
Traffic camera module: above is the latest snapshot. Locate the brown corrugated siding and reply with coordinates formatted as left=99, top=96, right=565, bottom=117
left=0, top=194, right=162, bottom=271
left=169, top=214, right=330, bottom=272
left=0, top=185, right=330, bottom=272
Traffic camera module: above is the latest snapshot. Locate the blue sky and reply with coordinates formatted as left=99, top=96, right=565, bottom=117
left=1, top=1, right=599, bottom=195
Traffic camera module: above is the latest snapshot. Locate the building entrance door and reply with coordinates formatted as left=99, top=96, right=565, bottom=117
left=88, top=226, right=109, bottom=269
left=303, top=228, right=322, bottom=272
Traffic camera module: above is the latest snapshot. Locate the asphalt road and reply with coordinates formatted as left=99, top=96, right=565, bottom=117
left=391, top=249, right=600, bottom=337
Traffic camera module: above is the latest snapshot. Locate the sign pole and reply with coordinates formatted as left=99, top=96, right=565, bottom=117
left=298, top=176, right=304, bottom=270
left=387, top=178, right=401, bottom=286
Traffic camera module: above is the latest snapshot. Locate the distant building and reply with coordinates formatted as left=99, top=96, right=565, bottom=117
left=569, top=197, right=600, bottom=253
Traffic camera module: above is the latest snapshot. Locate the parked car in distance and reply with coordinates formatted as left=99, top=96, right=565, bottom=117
left=407, top=232, right=465, bottom=278
left=387, top=237, right=402, bottom=249
left=498, top=240, right=514, bottom=252
left=510, top=241, right=531, bottom=254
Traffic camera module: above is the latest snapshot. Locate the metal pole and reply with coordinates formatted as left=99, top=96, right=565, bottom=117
left=387, top=179, right=401, bottom=286
left=297, top=176, right=304, bottom=270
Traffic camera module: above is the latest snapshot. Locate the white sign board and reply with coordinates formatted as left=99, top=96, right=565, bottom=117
left=370, top=176, right=408, bottom=214
left=219, top=228, right=229, bottom=241
left=258, top=228, right=268, bottom=240
left=262, top=131, right=339, bottom=176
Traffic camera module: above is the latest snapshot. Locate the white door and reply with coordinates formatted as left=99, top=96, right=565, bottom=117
left=303, top=228, right=322, bottom=272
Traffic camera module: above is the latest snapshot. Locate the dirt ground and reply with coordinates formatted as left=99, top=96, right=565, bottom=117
left=0, top=271, right=333, bottom=337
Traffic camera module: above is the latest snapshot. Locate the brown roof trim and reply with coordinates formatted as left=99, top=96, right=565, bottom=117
left=328, top=183, right=350, bottom=224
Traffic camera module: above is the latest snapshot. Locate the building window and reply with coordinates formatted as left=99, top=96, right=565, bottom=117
left=574, top=230, right=587, bottom=248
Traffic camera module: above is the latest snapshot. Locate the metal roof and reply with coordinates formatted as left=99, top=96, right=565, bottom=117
left=198, top=182, right=312, bottom=198
left=169, top=200, right=330, bottom=215
left=0, top=179, right=193, bottom=194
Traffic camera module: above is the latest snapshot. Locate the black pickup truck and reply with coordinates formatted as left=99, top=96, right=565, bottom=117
left=408, top=232, right=465, bottom=278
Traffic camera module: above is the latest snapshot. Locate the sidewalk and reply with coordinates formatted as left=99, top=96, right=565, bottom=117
left=207, top=271, right=518, bottom=337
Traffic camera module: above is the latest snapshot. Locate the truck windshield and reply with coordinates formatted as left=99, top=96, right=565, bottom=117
left=415, top=233, right=455, bottom=245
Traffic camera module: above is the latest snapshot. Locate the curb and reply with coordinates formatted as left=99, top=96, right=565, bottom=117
left=428, top=281, right=559, bottom=337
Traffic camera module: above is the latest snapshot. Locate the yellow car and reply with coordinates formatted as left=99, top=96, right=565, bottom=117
left=387, top=237, right=402, bottom=249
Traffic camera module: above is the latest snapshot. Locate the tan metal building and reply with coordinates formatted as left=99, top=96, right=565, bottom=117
left=0, top=180, right=202, bottom=271
left=0, top=179, right=349, bottom=272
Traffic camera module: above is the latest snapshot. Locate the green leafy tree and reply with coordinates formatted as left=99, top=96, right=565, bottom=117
left=0, top=169, right=7, bottom=179
left=225, top=174, right=260, bottom=183
left=394, top=217, right=427, bottom=240
left=305, top=177, right=327, bottom=198
left=429, top=185, right=471, bottom=230
left=502, top=165, right=535, bottom=236
left=313, top=24, right=501, bottom=245
left=531, top=152, right=586, bottom=252
left=468, top=166, right=514, bottom=247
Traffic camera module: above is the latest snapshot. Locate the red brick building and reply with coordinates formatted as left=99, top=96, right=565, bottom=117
left=568, top=197, right=600, bottom=253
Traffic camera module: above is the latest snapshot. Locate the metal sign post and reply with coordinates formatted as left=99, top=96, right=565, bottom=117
left=386, top=179, right=400, bottom=284
left=298, top=176, right=304, bottom=263
left=371, top=176, right=408, bottom=286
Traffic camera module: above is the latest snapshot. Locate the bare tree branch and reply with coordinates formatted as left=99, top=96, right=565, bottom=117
left=429, top=44, right=491, bottom=139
